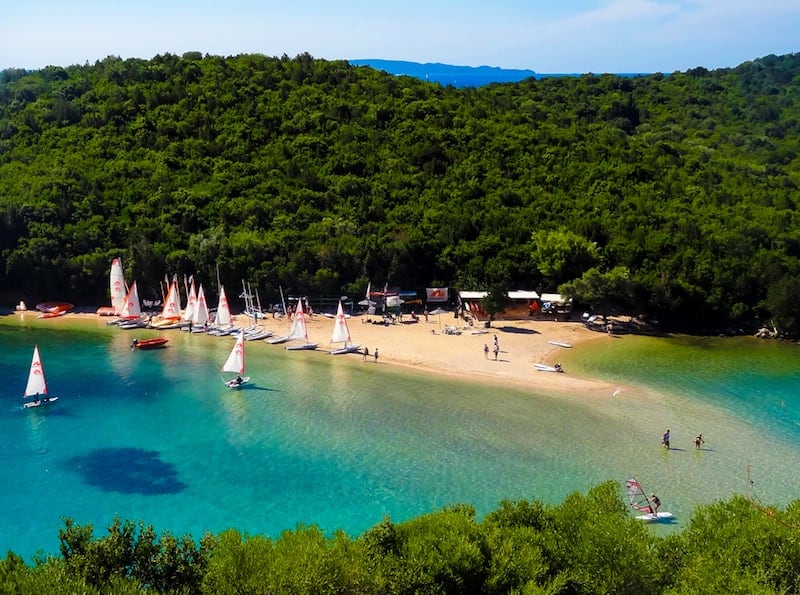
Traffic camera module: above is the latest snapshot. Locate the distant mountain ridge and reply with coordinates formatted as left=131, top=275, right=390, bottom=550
left=348, top=59, right=539, bottom=87
left=349, top=59, right=652, bottom=86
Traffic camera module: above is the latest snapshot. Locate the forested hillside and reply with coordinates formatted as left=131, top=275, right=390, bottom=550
left=1, top=52, right=799, bottom=332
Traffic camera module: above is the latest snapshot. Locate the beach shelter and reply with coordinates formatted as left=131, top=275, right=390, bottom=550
left=428, top=307, right=449, bottom=331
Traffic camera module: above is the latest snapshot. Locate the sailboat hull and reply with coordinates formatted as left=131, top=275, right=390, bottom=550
left=224, top=376, right=250, bottom=389
left=23, top=396, right=59, bottom=409
left=286, top=343, right=318, bottom=351
left=330, top=344, right=361, bottom=355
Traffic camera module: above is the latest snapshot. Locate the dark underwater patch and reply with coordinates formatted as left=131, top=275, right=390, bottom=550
left=68, top=447, right=186, bottom=495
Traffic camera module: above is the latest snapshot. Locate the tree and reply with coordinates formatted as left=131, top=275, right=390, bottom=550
left=481, top=282, right=509, bottom=328
left=531, top=228, right=600, bottom=286
left=559, top=266, right=639, bottom=316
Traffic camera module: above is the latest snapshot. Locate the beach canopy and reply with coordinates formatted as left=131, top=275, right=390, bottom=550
left=386, top=296, right=404, bottom=307
left=428, top=307, right=450, bottom=331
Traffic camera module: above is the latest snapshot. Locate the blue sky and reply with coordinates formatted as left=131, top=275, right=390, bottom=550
left=3, top=0, right=799, bottom=73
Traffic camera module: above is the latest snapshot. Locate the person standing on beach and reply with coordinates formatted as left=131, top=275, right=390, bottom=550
left=374, top=347, right=379, bottom=363
left=363, top=346, right=369, bottom=362
left=484, top=343, right=489, bottom=359
left=662, top=429, right=670, bottom=449
left=493, top=343, right=499, bottom=360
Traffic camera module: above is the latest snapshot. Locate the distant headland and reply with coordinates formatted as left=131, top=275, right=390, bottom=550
left=348, top=60, right=538, bottom=87
left=348, top=59, right=649, bottom=87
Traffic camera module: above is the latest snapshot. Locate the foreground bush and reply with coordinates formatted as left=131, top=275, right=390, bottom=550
left=2, top=481, right=800, bottom=593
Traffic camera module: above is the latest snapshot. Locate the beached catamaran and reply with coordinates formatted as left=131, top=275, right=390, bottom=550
left=97, top=257, right=128, bottom=316
left=285, top=299, right=318, bottom=350
left=117, top=281, right=147, bottom=329
left=150, top=277, right=183, bottom=329
left=329, top=300, right=360, bottom=354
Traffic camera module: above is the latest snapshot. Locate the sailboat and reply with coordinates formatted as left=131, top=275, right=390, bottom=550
left=285, top=299, right=318, bottom=350
left=117, top=281, right=147, bottom=329
left=626, top=477, right=674, bottom=522
left=22, top=345, right=59, bottom=408
left=222, top=330, right=249, bottom=388
left=150, top=277, right=183, bottom=329
left=190, top=284, right=210, bottom=332
left=180, top=277, right=197, bottom=330
left=329, top=300, right=361, bottom=354
left=208, top=285, right=236, bottom=335
left=98, top=257, right=127, bottom=316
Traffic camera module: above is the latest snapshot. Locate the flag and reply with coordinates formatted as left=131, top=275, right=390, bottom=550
left=426, top=287, right=448, bottom=302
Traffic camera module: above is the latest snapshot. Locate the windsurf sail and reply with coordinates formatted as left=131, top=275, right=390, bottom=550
left=626, top=478, right=654, bottom=514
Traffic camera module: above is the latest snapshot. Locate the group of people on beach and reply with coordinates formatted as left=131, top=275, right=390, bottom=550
left=483, top=335, right=501, bottom=360
left=661, top=429, right=704, bottom=450
left=362, top=347, right=379, bottom=362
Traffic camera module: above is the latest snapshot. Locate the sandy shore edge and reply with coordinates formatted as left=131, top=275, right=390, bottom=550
left=7, top=309, right=623, bottom=397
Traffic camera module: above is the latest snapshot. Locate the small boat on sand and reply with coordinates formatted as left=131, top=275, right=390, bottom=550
left=548, top=340, right=572, bottom=348
left=35, top=301, right=73, bottom=318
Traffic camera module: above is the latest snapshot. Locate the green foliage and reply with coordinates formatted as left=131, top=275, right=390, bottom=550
left=58, top=516, right=215, bottom=592
left=202, top=525, right=379, bottom=594
left=482, top=281, right=511, bottom=326
left=2, top=52, right=800, bottom=333
left=531, top=228, right=600, bottom=286
left=559, top=266, right=640, bottom=316
left=667, top=495, right=800, bottom=594
left=5, top=487, right=800, bottom=592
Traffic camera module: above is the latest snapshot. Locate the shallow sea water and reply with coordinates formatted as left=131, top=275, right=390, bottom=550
left=2, top=317, right=800, bottom=560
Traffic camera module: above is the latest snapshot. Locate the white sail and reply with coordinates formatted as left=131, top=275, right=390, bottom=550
left=222, top=331, right=245, bottom=375
left=214, top=285, right=233, bottom=327
left=160, top=279, right=182, bottom=320
left=120, top=281, right=142, bottom=318
left=182, top=278, right=197, bottom=322
left=110, top=258, right=127, bottom=314
left=192, top=284, right=210, bottom=327
left=24, top=345, right=48, bottom=397
left=287, top=300, right=309, bottom=341
left=331, top=300, right=351, bottom=344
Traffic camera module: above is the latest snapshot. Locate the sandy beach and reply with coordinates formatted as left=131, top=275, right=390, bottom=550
left=316, top=314, right=617, bottom=395
left=23, top=308, right=619, bottom=396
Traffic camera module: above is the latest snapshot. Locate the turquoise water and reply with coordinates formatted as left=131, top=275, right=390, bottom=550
left=2, top=317, right=800, bottom=560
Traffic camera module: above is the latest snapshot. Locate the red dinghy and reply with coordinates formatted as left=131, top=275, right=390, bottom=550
left=131, top=337, right=169, bottom=350
left=36, top=301, right=73, bottom=318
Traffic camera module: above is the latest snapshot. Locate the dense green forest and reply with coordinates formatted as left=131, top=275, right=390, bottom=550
left=1, top=52, right=799, bottom=333
left=3, top=483, right=800, bottom=593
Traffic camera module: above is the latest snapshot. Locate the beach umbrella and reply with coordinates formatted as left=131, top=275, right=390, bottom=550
left=428, top=307, right=449, bottom=331
left=386, top=296, right=404, bottom=308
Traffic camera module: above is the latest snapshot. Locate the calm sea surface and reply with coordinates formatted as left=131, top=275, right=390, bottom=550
left=2, top=316, right=800, bottom=560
